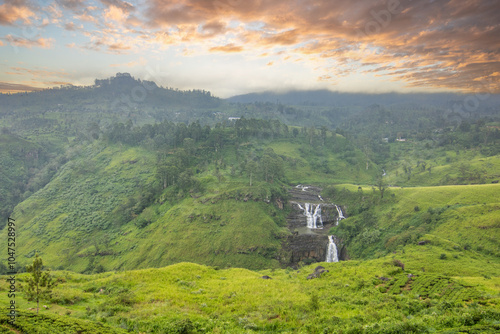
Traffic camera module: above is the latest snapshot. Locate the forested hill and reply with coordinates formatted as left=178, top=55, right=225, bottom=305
left=0, top=72, right=221, bottom=115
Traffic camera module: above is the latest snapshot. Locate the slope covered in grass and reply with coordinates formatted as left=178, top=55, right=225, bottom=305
left=3, top=124, right=379, bottom=273
left=267, top=136, right=378, bottom=184
left=0, top=133, right=54, bottom=228
left=383, top=140, right=500, bottom=186
left=2, top=140, right=291, bottom=272
left=4, top=142, right=157, bottom=272
left=327, top=183, right=500, bottom=262
left=0, top=256, right=498, bottom=333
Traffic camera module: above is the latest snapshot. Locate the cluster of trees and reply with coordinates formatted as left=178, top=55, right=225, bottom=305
left=102, top=118, right=352, bottom=194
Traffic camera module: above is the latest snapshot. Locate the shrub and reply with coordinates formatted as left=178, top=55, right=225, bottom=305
left=392, top=259, right=405, bottom=270
left=309, top=293, right=320, bottom=311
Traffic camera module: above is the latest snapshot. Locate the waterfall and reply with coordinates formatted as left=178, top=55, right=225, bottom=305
left=326, top=235, right=339, bottom=263
left=335, top=205, right=345, bottom=225
left=297, top=203, right=323, bottom=229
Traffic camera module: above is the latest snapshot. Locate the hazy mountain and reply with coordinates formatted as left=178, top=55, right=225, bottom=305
left=227, top=89, right=500, bottom=110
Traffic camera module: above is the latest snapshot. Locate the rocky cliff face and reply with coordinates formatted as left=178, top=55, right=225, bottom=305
left=280, top=185, right=348, bottom=267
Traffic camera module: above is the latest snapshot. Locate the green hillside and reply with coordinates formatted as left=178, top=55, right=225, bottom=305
left=4, top=127, right=377, bottom=272
left=0, top=133, right=62, bottom=228
left=327, top=183, right=500, bottom=262
left=0, top=257, right=498, bottom=333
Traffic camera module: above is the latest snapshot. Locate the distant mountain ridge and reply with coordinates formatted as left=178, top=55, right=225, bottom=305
left=0, top=73, right=221, bottom=112
left=227, top=90, right=500, bottom=109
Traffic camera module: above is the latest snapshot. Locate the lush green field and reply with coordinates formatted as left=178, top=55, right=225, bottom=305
left=0, top=255, right=498, bottom=333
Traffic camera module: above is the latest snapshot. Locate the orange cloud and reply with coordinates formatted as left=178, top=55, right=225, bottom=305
left=0, top=1, right=36, bottom=25
left=0, top=82, right=43, bottom=93
left=7, top=67, right=69, bottom=78
left=260, top=29, right=301, bottom=46
left=4, top=0, right=495, bottom=94
left=5, top=35, right=55, bottom=49
left=104, top=5, right=128, bottom=23
left=209, top=43, right=243, bottom=53
left=200, top=21, right=227, bottom=37
left=140, top=0, right=500, bottom=93
left=108, top=42, right=132, bottom=52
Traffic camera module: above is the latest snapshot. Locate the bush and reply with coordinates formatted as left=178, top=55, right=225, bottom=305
left=392, top=259, right=405, bottom=270
left=309, top=293, right=320, bottom=311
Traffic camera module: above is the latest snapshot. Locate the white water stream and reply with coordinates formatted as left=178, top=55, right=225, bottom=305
left=326, top=235, right=339, bottom=262
left=335, top=205, right=345, bottom=225
left=297, top=203, right=323, bottom=229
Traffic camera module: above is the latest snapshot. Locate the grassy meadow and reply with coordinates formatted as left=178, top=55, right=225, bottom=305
left=0, top=255, right=498, bottom=333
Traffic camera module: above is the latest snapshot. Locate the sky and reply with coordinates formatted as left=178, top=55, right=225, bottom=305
left=0, top=0, right=499, bottom=98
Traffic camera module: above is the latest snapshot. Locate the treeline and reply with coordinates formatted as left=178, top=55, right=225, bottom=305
left=103, top=118, right=324, bottom=150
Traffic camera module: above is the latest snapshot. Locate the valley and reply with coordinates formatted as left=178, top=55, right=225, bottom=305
left=0, top=75, right=499, bottom=333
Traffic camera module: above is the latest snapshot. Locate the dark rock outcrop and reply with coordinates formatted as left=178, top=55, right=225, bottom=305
left=307, top=265, right=330, bottom=279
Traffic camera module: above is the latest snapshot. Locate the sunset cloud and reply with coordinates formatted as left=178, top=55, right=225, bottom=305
left=0, top=0, right=498, bottom=95
left=104, top=5, right=129, bottom=23
left=209, top=43, right=243, bottom=53
left=0, top=82, right=43, bottom=93
left=7, top=67, right=69, bottom=78
left=5, top=35, right=55, bottom=49
left=0, top=1, right=36, bottom=25
left=138, top=0, right=500, bottom=93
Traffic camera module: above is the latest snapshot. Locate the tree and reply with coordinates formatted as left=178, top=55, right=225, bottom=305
left=23, top=254, right=58, bottom=314
left=320, top=126, right=327, bottom=145
left=246, top=160, right=258, bottom=186
left=260, top=148, right=284, bottom=183
left=375, top=175, right=387, bottom=199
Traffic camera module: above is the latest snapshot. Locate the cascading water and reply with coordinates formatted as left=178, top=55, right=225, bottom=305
left=326, top=235, right=339, bottom=262
left=335, top=205, right=345, bottom=225
left=297, top=203, right=323, bottom=229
